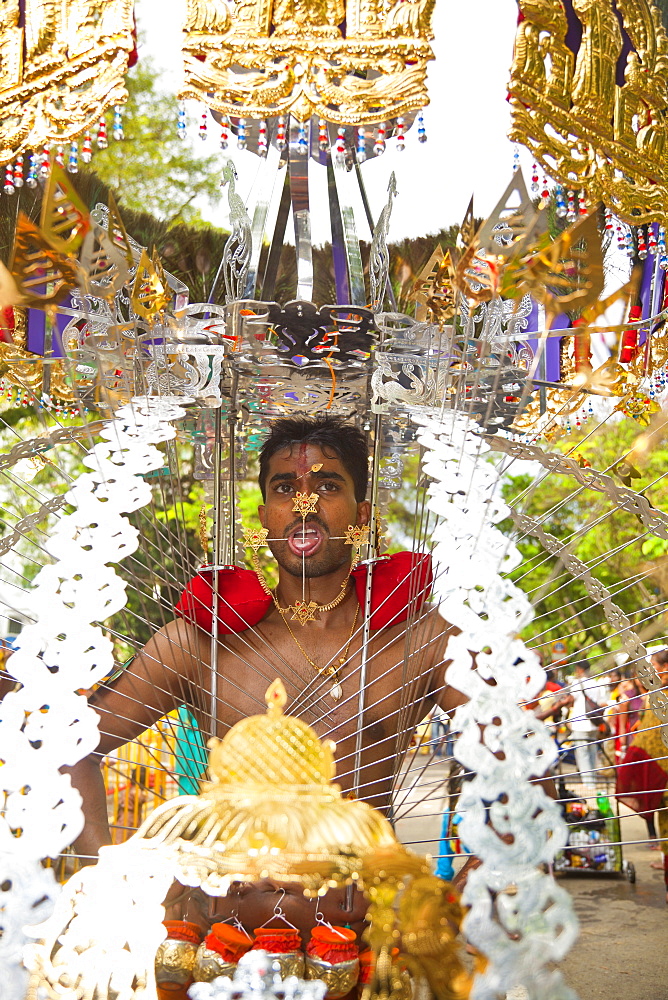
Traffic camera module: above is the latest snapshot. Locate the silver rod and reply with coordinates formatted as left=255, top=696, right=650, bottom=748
left=245, top=145, right=282, bottom=298
left=228, top=370, right=239, bottom=563
left=209, top=406, right=225, bottom=737
left=353, top=410, right=383, bottom=795
left=289, top=117, right=314, bottom=301
left=330, top=142, right=366, bottom=306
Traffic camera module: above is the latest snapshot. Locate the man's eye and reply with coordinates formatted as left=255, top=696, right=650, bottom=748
left=319, top=482, right=339, bottom=492
left=275, top=484, right=294, bottom=494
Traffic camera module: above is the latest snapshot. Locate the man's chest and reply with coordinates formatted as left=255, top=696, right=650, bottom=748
left=208, top=619, right=435, bottom=740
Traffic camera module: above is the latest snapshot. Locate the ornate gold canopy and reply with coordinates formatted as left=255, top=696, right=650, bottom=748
left=0, top=0, right=135, bottom=166
left=509, top=0, right=668, bottom=224
left=180, top=0, right=436, bottom=124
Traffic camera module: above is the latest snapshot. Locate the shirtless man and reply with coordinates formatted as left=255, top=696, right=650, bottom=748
left=66, top=416, right=462, bottom=867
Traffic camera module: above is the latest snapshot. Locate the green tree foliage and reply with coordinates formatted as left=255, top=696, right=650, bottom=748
left=92, top=58, right=222, bottom=226
left=501, top=418, right=668, bottom=661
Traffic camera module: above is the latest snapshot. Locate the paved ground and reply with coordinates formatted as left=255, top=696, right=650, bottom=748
left=393, top=756, right=668, bottom=999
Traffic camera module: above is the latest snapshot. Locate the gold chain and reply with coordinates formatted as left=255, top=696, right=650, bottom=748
left=278, top=602, right=360, bottom=699
left=251, top=550, right=352, bottom=623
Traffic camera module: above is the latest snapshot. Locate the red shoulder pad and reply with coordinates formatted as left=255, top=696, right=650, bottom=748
left=352, top=550, right=432, bottom=630
left=174, top=566, right=272, bottom=634
left=174, top=551, right=431, bottom=635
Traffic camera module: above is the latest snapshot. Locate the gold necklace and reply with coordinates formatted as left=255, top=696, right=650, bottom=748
left=277, top=603, right=360, bottom=701
left=251, top=550, right=352, bottom=625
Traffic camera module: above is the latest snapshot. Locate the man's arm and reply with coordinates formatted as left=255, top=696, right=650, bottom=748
left=63, top=617, right=207, bottom=860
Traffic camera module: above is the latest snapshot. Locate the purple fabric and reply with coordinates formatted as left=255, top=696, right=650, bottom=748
left=26, top=307, right=67, bottom=358
left=526, top=310, right=569, bottom=383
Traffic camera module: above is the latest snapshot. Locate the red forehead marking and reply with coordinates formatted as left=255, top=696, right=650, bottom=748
left=296, top=441, right=309, bottom=477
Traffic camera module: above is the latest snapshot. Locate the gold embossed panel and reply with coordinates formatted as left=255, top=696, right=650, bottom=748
left=0, top=0, right=135, bottom=166
left=179, top=0, right=436, bottom=124
left=508, top=0, right=668, bottom=224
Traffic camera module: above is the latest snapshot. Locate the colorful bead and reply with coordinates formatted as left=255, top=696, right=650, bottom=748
left=395, top=116, right=406, bottom=152
left=237, top=118, right=247, bottom=150
left=81, top=132, right=92, bottom=163
left=356, top=126, right=366, bottom=163
left=26, top=153, right=38, bottom=188
left=220, top=115, right=229, bottom=150
left=297, top=120, right=308, bottom=155
left=258, top=119, right=268, bottom=157
left=67, top=141, right=78, bottom=174
left=199, top=111, right=208, bottom=141
left=531, top=162, right=539, bottom=193
left=13, top=158, right=23, bottom=188
left=417, top=109, right=427, bottom=143
left=318, top=119, right=328, bottom=152
left=39, top=146, right=50, bottom=178
left=276, top=116, right=287, bottom=151
left=113, top=105, right=124, bottom=141
left=555, top=185, right=567, bottom=218
left=566, top=189, right=576, bottom=223
left=335, top=127, right=346, bottom=157
left=3, top=164, right=15, bottom=195
left=616, top=224, right=626, bottom=252
left=177, top=102, right=187, bottom=141
left=373, top=123, right=386, bottom=156
left=659, top=226, right=668, bottom=270
left=513, top=144, right=520, bottom=172
left=97, top=118, right=108, bottom=149
left=636, top=226, right=648, bottom=259
left=55, top=146, right=65, bottom=168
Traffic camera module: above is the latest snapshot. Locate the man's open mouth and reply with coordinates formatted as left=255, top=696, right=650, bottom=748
left=286, top=522, right=325, bottom=558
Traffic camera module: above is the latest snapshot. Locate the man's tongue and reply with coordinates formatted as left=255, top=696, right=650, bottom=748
left=288, top=525, right=322, bottom=557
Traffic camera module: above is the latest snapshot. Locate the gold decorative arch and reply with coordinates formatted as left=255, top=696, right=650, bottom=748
left=0, top=0, right=135, bottom=166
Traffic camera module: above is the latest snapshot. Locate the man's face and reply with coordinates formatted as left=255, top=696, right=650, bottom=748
left=258, top=443, right=370, bottom=579
left=574, top=665, right=588, bottom=679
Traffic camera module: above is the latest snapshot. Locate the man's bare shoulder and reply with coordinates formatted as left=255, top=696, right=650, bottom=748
left=143, top=617, right=211, bottom=674
left=404, top=605, right=455, bottom=654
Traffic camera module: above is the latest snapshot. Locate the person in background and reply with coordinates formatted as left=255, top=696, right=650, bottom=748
left=429, top=704, right=454, bottom=760
left=606, top=675, right=643, bottom=766
left=565, top=659, right=607, bottom=789
left=617, top=649, right=668, bottom=901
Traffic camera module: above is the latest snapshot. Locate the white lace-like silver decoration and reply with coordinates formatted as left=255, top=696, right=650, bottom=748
left=0, top=395, right=189, bottom=999
left=416, top=412, right=579, bottom=1000
left=189, top=950, right=327, bottom=1000
left=26, top=841, right=174, bottom=1000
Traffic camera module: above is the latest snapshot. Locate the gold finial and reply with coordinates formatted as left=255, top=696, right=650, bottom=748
left=266, top=678, right=287, bottom=716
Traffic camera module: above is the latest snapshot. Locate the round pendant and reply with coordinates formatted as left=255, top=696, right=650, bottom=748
left=330, top=683, right=343, bottom=701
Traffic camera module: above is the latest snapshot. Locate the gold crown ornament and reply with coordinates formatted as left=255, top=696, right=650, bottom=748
left=0, top=0, right=134, bottom=166
left=179, top=0, right=436, bottom=125
left=509, top=0, right=668, bottom=224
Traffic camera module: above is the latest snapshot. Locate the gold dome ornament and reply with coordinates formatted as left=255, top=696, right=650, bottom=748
left=131, top=680, right=398, bottom=892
